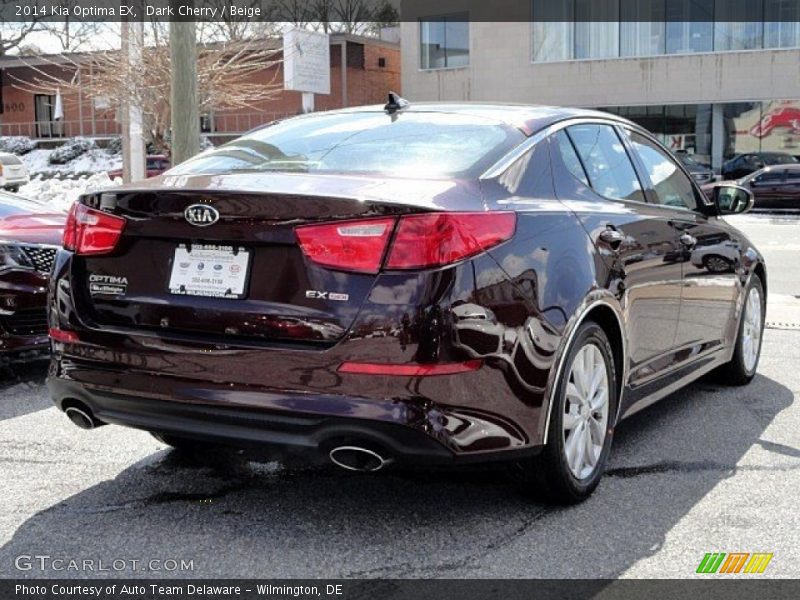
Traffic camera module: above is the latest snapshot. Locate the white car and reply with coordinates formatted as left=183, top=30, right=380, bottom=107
left=0, top=152, right=30, bottom=192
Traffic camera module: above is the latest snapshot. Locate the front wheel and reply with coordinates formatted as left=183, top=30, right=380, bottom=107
left=514, top=321, right=618, bottom=504
left=717, top=274, right=765, bottom=385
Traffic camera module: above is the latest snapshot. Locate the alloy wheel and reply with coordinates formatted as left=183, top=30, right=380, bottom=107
left=562, top=343, right=610, bottom=479
left=742, top=286, right=763, bottom=373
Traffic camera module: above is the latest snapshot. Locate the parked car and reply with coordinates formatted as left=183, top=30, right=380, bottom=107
left=739, top=163, right=800, bottom=211
left=721, top=151, right=798, bottom=180
left=0, top=152, right=30, bottom=192
left=0, top=191, right=65, bottom=361
left=702, top=163, right=800, bottom=211
left=107, top=155, right=171, bottom=179
left=47, top=101, right=766, bottom=503
left=675, top=152, right=715, bottom=184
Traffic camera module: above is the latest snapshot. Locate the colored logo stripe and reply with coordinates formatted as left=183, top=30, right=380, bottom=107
left=697, top=552, right=773, bottom=574
left=697, top=553, right=726, bottom=573
left=744, top=553, right=773, bottom=574
left=720, top=553, right=749, bottom=573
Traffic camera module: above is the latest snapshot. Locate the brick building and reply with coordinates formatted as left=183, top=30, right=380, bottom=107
left=0, top=33, right=400, bottom=142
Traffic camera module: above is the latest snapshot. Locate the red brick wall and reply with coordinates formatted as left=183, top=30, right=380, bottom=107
left=0, top=39, right=401, bottom=139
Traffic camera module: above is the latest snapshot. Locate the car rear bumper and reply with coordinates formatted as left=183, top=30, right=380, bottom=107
left=47, top=374, right=540, bottom=465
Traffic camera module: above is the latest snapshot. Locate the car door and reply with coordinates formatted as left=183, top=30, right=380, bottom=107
left=550, top=124, right=684, bottom=393
left=749, top=168, right=786, bottom=209
left=622, top=128, right=739, bottom=362
left=783, top=168, right=800, bottom=209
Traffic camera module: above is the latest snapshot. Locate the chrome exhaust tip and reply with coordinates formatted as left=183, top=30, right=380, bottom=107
left=64, top=406, right=98, bottom=430
left=329, top=446, right=393, bottom=472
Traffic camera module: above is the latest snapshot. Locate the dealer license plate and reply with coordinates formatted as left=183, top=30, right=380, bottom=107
left=168, top=244, right=250, bottom=299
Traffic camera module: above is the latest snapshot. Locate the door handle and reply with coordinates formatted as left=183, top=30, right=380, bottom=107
left=679, top=233, right=697, bottom=247
left=599, top=228, right=625, bottom=249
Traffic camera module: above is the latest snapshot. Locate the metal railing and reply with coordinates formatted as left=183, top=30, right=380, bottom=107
left=0, top=112, right=296, bottom=141
left=0, top=119, right=122, bottom=139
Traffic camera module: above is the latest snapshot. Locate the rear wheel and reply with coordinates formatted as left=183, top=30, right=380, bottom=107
left=514, top=321, right=617, bottom=504
left=717, top=274, right=765, bottom=385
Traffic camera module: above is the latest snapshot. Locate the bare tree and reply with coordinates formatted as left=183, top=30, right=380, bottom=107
left=38, top=2, right=105, bottom=53
left=11, top=35, right=283, bottom=152
left=0, top=21, right=42, bottom=57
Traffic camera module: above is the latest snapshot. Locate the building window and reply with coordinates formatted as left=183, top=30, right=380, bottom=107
left=666, top=0, right=714, bottom=54
left=621, top=0, right=666, bottom=56
left=765, top=0, right=800, bottom=48
left=532, top=0, right=800, bottom=62
left=532, top=0, right=574, bottom=61
left=714, top=0, right=764, bottom=50
left=575, top=0, right=619, bottom=59
left=420, top=14, right=469, bottom=69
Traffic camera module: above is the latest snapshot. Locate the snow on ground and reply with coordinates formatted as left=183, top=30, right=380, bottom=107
left=20, top=148, right=122, bottom=176
left=19, top=173, right=123, bottom=212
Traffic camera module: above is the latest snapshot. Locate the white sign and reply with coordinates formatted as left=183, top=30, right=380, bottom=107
left=283, top=29, right=331, bottom=95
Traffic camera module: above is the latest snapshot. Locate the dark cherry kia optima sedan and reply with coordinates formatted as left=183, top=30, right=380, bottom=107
left=0, top=191, right=63, bottom=361
left=47, top=101, right=766, bottom=503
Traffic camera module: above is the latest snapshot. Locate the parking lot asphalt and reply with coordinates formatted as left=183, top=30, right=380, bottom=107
left=0, top=214, right=798, bottom=579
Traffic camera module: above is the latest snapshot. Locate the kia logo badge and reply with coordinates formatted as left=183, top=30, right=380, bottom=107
left=184, top=204, right=219, bottom=227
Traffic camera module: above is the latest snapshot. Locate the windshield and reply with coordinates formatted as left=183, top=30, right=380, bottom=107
left=170, top=112, right=526, bottom=178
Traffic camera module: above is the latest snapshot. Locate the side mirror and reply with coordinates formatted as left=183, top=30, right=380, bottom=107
left=713, top=184, right=754, bottom=215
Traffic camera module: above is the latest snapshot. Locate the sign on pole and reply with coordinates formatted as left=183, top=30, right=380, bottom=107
left=283, top=29, right=331, bottom=113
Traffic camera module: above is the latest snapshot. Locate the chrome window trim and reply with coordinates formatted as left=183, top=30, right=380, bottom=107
left=480, top=116, right=634, bottom=181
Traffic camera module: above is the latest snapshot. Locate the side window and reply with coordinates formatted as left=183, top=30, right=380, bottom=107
left=566, top=124, right=645, bottom=203
left=553, top=130, right=589, bottom=186
left=754, top=170, right=783, bottom=184
left=626, top=131, right=698, bottom=211
left=786, top=170, right=800, bottom=182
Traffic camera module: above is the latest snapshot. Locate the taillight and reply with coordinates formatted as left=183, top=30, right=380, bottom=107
left=386, top=212, right=516, bottom=269
left=62, top=203, right=126, bottom=255
left=295, top=217, right=396, bottom=274
left=296, top=212, right=515, bottom=273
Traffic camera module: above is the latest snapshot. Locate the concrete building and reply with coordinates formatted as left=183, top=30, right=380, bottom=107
left=0, top=33, right=400, bottom=143
left=401, top=6, right=800, bottom=174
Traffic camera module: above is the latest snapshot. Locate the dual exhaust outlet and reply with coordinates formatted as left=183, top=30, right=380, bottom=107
left=62, top=405, right=393, bottom=472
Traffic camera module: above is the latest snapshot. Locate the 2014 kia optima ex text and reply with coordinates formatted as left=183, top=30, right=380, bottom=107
left=47, top=99, right=767, bottom=503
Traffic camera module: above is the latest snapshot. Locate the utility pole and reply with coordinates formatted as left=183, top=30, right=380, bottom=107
left=121, top=18, right=145, bottom=183
left=169, top=1, right=199, bottom=165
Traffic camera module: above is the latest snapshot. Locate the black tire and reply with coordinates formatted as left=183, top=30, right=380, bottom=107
left=6, top=186, right=18, bottom=193
left=513, top=320, right=618, bottom=504
left=717, top=273, right=765, bottom=386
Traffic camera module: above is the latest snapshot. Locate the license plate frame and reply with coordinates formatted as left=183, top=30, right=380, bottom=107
left=168, top=243, right=251, bottom=300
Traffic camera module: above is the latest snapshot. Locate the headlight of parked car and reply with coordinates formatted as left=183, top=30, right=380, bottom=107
left=0, top=244, right=34, bottom=271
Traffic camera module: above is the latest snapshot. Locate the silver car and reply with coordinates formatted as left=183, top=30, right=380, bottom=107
left=0, top=152, right=30, bottom=192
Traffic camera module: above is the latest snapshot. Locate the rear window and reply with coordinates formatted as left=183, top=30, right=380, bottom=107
left=170, top=112, right=525, bottom=178
left=0, top=154, right=22, bottom=166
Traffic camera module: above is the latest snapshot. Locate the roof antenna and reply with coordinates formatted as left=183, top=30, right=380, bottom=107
left=384, top=92, right=409, bottom=114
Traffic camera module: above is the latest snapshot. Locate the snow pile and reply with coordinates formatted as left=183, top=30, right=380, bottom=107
left=21, top=147, right=122, bottom=176
left=0, top=136, right=37, bottom=155
left=49, top=137, right=97, bottom=164
left=19, top=172, right=123, bottom=212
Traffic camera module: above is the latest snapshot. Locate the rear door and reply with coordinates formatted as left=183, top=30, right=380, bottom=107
left=551, top=123, right=684, bottom=390
left=783, top=169, right=800, bottom=209
left=622, top=128, right=738, bottom=360
left=749, top=168, right=786, bottom=209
